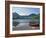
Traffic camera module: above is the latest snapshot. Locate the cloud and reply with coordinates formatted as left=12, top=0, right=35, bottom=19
left=12, top=7, right=40, bottom=16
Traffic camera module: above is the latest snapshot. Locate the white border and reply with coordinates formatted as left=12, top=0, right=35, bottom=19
left=10, top=4, right=43, bottom=34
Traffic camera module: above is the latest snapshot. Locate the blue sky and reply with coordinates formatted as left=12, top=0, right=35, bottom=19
left=12, top=7, right=40, bottom=16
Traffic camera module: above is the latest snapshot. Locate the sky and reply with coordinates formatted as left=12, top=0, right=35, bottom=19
left=12, top=7, right=40, bottom=16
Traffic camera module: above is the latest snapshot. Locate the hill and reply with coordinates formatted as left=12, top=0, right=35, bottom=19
left=13, top=12, right=40, bottom=19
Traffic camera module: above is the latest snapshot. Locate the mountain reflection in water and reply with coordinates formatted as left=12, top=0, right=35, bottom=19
left=13, top=19, right=40, bottom=31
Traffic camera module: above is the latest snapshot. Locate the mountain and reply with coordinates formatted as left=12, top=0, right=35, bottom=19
left=13, top=12, right=19, bottom=16
left=13, top=12, right=40, bottom=19
left=29, top=14, right=37, bottom=16
left=13, top=12, right=20, bottom=19
left=29, top=14, right=40, bottom=19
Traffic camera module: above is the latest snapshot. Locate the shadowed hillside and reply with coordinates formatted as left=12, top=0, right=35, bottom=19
left=13, top=12, right=40, bottom=19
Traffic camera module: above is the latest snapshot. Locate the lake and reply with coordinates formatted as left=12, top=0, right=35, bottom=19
left=12, top=19, right=40, bottom=31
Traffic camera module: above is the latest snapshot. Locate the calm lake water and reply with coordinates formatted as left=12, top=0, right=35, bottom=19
left=12, top=19, right=40, bottom=31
